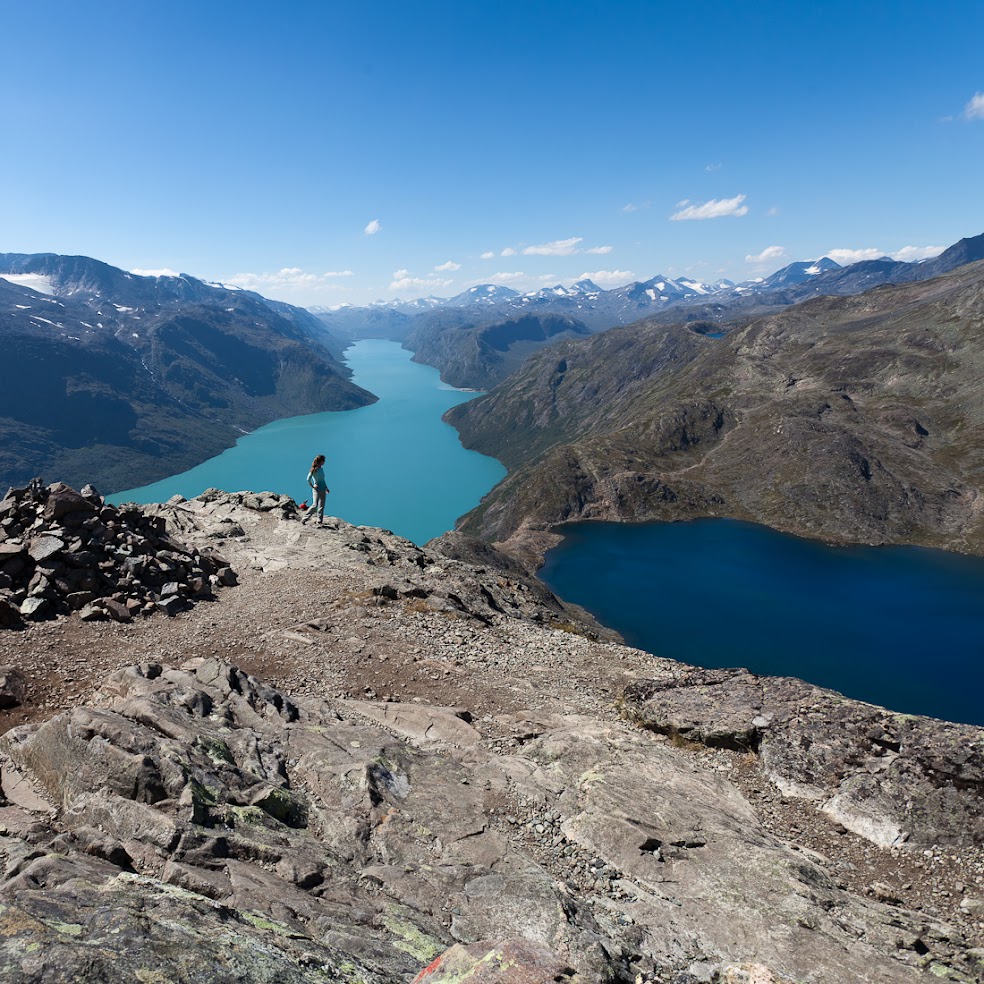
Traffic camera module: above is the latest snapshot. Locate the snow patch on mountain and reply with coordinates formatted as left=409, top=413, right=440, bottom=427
left=0, top=274, right=55, bottom=296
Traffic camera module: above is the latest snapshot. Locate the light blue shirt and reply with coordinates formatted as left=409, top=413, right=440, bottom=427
left=307, top=466, right=327, bottom=490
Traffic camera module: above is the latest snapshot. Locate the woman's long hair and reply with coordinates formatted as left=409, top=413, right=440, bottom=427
left=310, top=454, right=325, bottom=472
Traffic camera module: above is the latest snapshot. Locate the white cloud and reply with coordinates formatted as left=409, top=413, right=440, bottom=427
left=745, top=245, right=785, bottom=264
left=577, top=269, right=634, bottom=286
left=487, top=271, right=527, bottom=283
left=523, top=237, right=583, bottom=256
left=225, top=267, right=354, bottom=293
left=705, top=162, right=723, bottom=172
left=825, top=244, right=947, bottom=266
left=964, top=92, right=984, bottom=121
left=891, top=244, right=945, bottom=262
left=825, top=248, right=885, bottom=265
left=766, top=205, right=780, bottom=217
left=131, top=267, right=180, bottom=278
left=500, top=247, right=517, bottom=257
left=621, top=203, right=639, bottom=212
left=389, top=270, right=453, bottom=292
left=585, top=245, right=613, bottom=254
left=480, top=251, right=495, bottom=259
left=364, top=218, right=381, bottom=235
left=435, top=260, right=461, bottom=272
left=670, top=194, right=748, bottom=221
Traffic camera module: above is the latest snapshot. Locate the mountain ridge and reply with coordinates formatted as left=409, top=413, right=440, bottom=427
left=0, top=253, right=375, bottom=493
left=446, top=256, right=984, bottom=565
left=315, top=233, right=984, bottom=388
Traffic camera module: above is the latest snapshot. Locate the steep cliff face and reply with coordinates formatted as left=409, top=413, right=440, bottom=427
left=0, top=254, right=375, bottom=493
left=448, top=260, right=984, bottom=560
left=0, top=491, right=981, bottom=982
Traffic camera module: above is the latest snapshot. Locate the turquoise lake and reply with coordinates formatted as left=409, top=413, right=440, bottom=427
left=539, top=519, right=984, bottom=726
left=110, top=339, right=506, bottom=545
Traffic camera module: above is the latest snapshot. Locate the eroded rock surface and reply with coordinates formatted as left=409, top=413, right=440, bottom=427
left=0, top=490, right=981, bottom=982
left=0, top=658, right=979, bottom=982
left=621, top=667, right=984, bottom=850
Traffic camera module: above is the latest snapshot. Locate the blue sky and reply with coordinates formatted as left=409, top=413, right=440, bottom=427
left=1, top=0, right=982, bottom=306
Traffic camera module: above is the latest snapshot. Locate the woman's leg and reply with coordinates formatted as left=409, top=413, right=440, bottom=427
left=315, top=488, right=326, bottom=522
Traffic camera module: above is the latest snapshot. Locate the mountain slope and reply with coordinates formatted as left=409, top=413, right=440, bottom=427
left=406, top=311, right=593, bottom=389
left=447, top=259, right=984, bottom=561
left=0, top=254, right=375, bottom=492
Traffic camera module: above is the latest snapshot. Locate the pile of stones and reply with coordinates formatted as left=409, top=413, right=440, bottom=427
left=0, top=479, right=236, bottom=628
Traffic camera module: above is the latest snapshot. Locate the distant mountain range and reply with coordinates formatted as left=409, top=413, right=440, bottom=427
left=0, top=253, right=374, bottom=493
left=317, top=233, right=984, bottom=332
left=313, top=233, right=984, bottom=388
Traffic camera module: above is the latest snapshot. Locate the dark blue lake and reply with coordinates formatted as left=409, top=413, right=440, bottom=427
left=539, top=518, right=984, bottom=726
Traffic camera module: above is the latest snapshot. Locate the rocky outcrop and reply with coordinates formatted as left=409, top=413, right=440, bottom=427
left=621, top=667, right=984, bottom=850
left=149, top=490, right=609, bottom=637
left=0, top=658, right=978, bottom=982
left=0, top=480, right=234, bottom=627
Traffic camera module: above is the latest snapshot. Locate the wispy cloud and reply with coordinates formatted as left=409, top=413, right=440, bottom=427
left=364, top=218, right=381, bottom=235
left=497, top=237, right=611, bottom=257
left=824, top=245, right=943, bottom=265
left=891, top=244, right=945, bottom=262
left=825, top=245, right=944, bottom=265
left=480, top=251, right=495, bottom=259
left=705, top=162, right=723, bottom=172
left=486, top=271, right=528, bottom=283
left=670, top=194, right=748, bottom=221
left=131, top=267, right=180, bottom=278
left=577, top=269, right=634, bottom=286
left=964, top=92, right=984, bottom=121
left=745, top=246, right=785, bottom=264
left=435, top=260, right=461, bottom=272
left=825, top=248, right=885, bottom=265
left=389, top=269, right=453, bottom=292
left=523, top=237, right=583, bottom=256
left=226, top=267, right=355, bottom=293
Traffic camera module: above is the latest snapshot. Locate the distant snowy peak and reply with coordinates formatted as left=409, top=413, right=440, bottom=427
left=570, top=279, right=602, bottom=294
left=760, top=257, right=841, bottom=288
left=362, top=295, right=445, bottom=312
left=448, top=284, right=521, bottom=306
left=618, top=274, right=716, bottom=302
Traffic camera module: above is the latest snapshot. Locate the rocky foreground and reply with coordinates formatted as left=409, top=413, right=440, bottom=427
left=0, top=490, right=982, bottom=982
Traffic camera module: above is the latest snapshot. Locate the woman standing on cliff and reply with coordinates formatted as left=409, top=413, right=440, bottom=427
left=303, top=454, right=329, bottom=525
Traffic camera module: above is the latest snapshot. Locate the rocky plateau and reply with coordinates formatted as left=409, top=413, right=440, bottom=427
left=0, top=489, right=981, bottom=982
